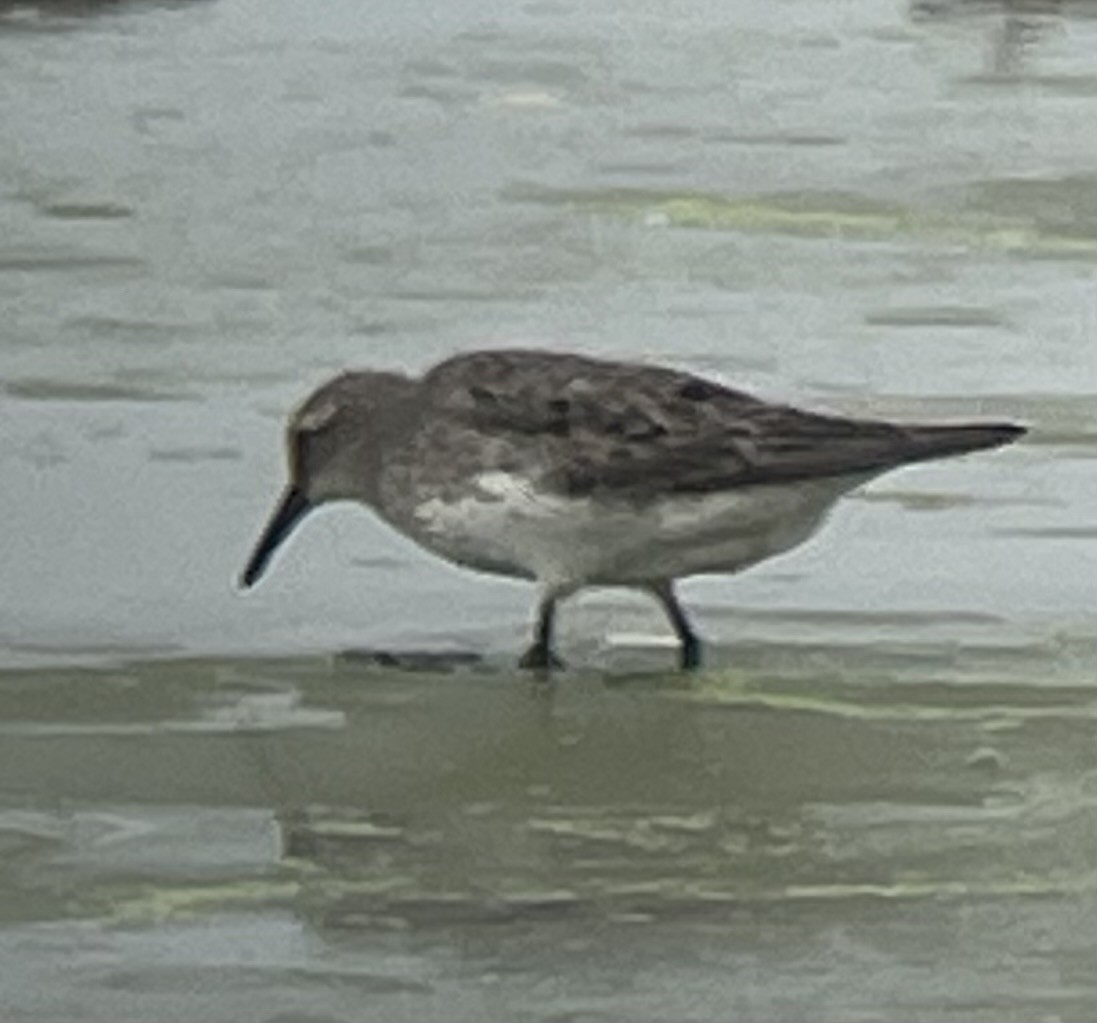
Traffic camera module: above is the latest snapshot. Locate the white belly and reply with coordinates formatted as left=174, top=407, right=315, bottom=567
left=405, top=471, right=867, bottom=589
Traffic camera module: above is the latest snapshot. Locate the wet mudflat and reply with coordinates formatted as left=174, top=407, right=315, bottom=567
left=1, top=0, right=1095, bottom=1020
left=1, top=635, right=1093, bottom=1021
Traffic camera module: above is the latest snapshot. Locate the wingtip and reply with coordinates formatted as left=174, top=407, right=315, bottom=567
left=996, top=421, right=1028, bottom=444
left=919, top=420, right=1028, bottom=458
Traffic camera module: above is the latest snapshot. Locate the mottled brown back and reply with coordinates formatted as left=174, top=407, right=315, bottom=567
left=420, top=349, right=1024, bottom=497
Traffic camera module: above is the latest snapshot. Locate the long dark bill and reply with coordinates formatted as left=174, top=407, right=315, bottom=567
left=239, top=485, right=312, bottom=589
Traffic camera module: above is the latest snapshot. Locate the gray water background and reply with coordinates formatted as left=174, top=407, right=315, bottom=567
left=1, top=0, right=1095, bottom=1020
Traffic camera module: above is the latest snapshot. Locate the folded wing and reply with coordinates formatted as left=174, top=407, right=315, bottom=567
left=422, top=350, right=1023, bottom=498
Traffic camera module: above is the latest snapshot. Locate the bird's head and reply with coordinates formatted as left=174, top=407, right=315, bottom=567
left=239, top=370, right=414, bottom=589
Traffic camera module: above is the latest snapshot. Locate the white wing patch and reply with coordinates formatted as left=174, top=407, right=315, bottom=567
left=472, top=470, right=546, bottom=504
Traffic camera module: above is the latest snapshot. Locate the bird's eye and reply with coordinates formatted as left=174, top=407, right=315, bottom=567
left=297, top=399, right=339, bottom=435
left=295, top=406, right=339, bottom=446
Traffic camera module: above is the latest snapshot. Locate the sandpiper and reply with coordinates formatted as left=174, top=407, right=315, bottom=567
left=240, top=349, right=1025, bottom=670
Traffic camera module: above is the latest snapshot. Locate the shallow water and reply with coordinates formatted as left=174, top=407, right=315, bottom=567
left=1, top=0, right=1095, bottom=1020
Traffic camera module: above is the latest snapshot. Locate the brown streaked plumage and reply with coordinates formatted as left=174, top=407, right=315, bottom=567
left=241, top=348, right=1026, bottom=670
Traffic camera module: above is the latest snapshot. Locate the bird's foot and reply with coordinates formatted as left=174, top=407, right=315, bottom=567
left=518, top=644, right=566, bottom=672
left=679, top=637, right=703, bottom=672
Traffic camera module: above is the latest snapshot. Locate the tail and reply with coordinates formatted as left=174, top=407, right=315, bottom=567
left=898, top=421, right=1027, bottom=464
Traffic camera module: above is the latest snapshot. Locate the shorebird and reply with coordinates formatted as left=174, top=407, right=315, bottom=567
left=240, top=349, right=1025, bottom=670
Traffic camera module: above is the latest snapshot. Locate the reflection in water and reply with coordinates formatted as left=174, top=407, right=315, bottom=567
left=910, top=0, right=1097, bottom=75
left=2, top=643, right=1092, bottom=915
left=1, top=646, right=1092, bottom=1018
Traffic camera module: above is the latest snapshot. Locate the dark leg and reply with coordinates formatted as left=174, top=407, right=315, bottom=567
left=519, top=593, right=566, bottom=671
left=649, top=581, right=703, bottom=671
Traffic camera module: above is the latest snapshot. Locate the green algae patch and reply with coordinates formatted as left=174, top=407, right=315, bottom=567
left=504, top=182, right=1097, bottom=259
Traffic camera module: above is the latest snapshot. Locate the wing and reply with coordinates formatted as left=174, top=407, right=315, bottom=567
left=420, top=350, right=930, bottom=497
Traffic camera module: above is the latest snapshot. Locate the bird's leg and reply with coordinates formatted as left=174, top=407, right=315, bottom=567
left=649, top=581, right=704, bottom=671
left=519, top=592, right=566, bottom=671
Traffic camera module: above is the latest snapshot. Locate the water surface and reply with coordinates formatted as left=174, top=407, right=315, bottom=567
left=1, top=0, right=1094, bottom=1019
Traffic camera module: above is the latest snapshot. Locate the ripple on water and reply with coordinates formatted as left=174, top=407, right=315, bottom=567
left=863, top=305, right=1008, bottom=328
left=0, top=247, right=144, bottom=273
left=36, top=201, right=134, bottom=220
left=3, top=378, right=191, bottom=403
left=147, top=446, right=243, bottom=464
